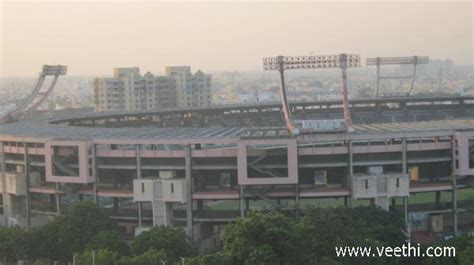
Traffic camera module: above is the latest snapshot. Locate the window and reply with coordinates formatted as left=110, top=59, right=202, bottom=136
left=364, top=179, right=368, bottom=189
left=396, top=178, right=400, bottom=188
left=171, top=183, right=174, bottom=193
left=141, top=183, right=145, bottom=193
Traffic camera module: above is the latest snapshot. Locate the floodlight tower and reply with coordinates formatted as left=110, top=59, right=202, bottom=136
left=0, top=65, right=67, bottom=123
left=366, top=56, right=429, bottom=98
left=263, top=53, right=361, bottom=134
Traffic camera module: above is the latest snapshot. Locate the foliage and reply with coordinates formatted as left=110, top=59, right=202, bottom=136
left=0, top=226, right=27, bottom=262
left=187, top=252, right=233, bottom=265
left=297, top=207, right=406, bottom=265
left=220, top=207, right=406, bottom=265
left=132, top=226, right=197, bottom=261
left=421, top=235, right=474, bottom=265
left=222, top=211, right=305, bottom=265
left=85, top=230, right=130, bottom=256
left=24, top=201, right=116, bottom=261
left=124, top=249, right=170, bottom=265
left=74, top=249, right=120, bottom=265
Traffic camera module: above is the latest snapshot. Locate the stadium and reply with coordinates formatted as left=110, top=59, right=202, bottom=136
left=0, top=61, right=473, bottom=253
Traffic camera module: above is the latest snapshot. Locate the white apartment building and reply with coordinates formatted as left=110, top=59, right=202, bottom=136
left=94, top=68, right=177, bottom=112
left=94, top=67, right=212, bottom=111
left=165, top=66, right=212, bottom=108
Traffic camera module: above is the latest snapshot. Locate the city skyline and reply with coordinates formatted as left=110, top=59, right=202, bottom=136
left=1, top=1, right=473, bottom=77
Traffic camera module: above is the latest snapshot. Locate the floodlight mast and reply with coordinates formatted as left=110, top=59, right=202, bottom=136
left=339, top=54, right=353, bottom=131
left=263, top=53, right=360, bottom=134
left=275, top=56, right=297, bottom=133
left=367, top=56, right=429, bottom=98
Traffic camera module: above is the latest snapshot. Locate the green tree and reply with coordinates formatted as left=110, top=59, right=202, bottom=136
left=85, top=230, right=130, bottom=256
left=132, top=226, right=197, bottom=262
left=125, top=249, right=170, bottom=265
left=75, top=249, right=120, bottom=265
left=222, top=211, right=304, bottom=265
left=187, top=252, right=233, bottom=265
left=0, top=227, right=27, bottom=262
left=26, top=201, right=116, bottom=261
left=421, top=235, right=474, bottom=265
left=297, top=207, right=406, bottom=265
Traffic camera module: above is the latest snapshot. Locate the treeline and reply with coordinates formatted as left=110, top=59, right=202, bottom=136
left=0, top=202, right=472, bottom=264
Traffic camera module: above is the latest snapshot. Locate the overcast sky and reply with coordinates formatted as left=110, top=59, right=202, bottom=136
left=1, top=1, right=472, bottom=77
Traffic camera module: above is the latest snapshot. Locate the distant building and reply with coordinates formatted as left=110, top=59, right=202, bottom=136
left=165, top=66, right=212, bottom=108
left=94, top=67, right=177, bottom=112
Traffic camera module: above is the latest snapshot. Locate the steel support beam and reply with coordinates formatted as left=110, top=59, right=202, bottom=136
left=340, top=54, right=353, bottom=131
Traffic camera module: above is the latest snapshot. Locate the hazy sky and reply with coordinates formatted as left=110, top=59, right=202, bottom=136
left=1, top=1, right=472, bottom=77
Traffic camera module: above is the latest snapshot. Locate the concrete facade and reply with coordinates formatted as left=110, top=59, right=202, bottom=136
left=0, top=104, right=473, bottom=251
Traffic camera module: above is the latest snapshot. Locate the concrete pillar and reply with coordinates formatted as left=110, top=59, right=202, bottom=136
left=452, top=176, right=458, bottom=237
left=92, top=144, right=98, bottom=204
left=55, top=182, right=60, bottom=214
left=402, top=138, right=410, bottom=240
left=295, top=184, right=300, bottom=220
left=347, top=141, right=353, bottom=207
left=240, top=185, right=245, bottom=218
left=0, top=141, right=8, bottom=223
left=135, top=145, right=142, bottom=227
left=435, top=191, right=441, bottom=209
left=451, top=137, right=458, bottom=237
left=24, top=143, right=30, bottom=227
left=185, top=145, right=193, bottom=238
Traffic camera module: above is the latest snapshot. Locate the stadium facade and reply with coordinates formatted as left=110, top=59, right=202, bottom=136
left=0, top=98, right=473, bottom=252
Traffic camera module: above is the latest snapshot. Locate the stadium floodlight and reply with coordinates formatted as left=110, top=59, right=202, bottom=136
left=366, top=56, right=429, bottom=98
left=263, top=54, right=360, bottom=134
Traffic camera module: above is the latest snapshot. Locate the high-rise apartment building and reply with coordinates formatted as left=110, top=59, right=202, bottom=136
left=93, top=68, right=177, bottom=112
left=94, top=67, right=212, bottom=111
left=165, top=66, right=212, bottom=108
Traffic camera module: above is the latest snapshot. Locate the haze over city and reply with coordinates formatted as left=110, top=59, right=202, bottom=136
left=1, top=1, right=473, bottom=77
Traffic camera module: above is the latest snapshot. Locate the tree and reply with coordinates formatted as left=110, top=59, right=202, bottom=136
left=85, top=230, right=130, bottom=256
left=26, top=201, right=116, bottom=261
left=222, top=211, right=305, bottom=265
left=125, top=249, right=170, bottom=265
left=132, top=226, right=197, bottom=262
left=187, top=252, right=233, bottom=265
left=297, top=207, right=406, bottom=265
left=0, top=227, right=27, bottom=262
left=421, top=235, right=474, bottom=265
left=74, top=249, right=120, bottom=265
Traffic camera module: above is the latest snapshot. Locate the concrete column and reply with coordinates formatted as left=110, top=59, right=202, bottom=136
left=1, top=141, right=8, bottom=222
left=55, top=182, right=60, bottom=214
left=451, top=137, right=458, bottom=237
left=135, top=145, right=143, bottom=227
left=24, top=143, right=31, bottom=227
left=347, top=141, right=353, bottom=207
left=240, top=185, right=245, bottom=218
left=185, top=145, right=193, bottom=238
left=435, top=191, right=441, bottom=209
left=402, top=138, right=409, bottom=240
left=452, top=176, right=458, bottom=237
left=295, top=184, right=300, bottom=220
left=92, top=144, right=98, bottom=204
